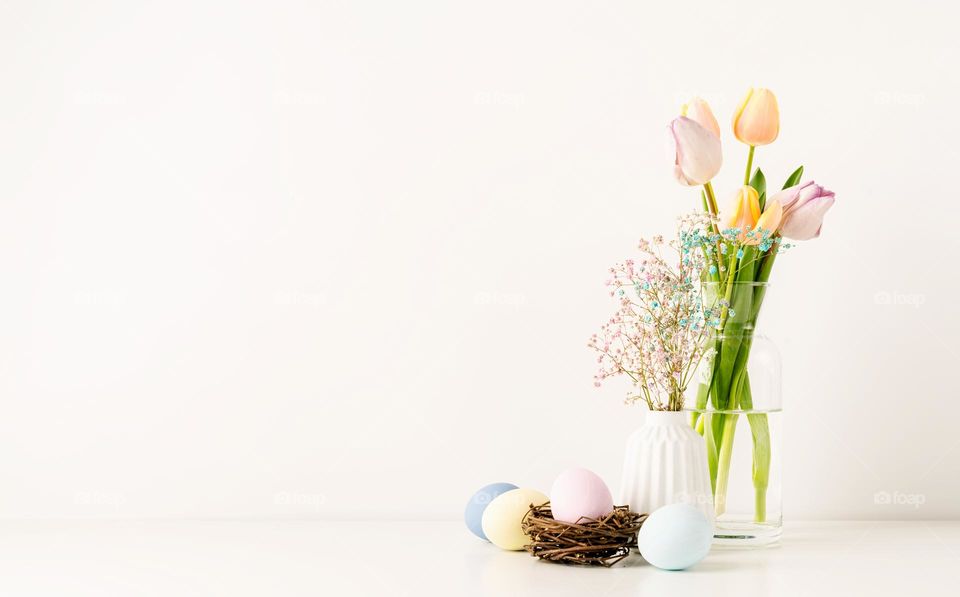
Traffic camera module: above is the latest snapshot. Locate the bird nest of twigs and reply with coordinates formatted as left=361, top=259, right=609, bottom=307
left=521, top=503, right=647, bottom=567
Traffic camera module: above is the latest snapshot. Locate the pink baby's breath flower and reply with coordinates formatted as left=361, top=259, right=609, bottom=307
left=588, top=212, right=715, bottom=411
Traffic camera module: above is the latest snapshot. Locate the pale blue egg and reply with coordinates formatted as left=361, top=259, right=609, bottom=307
left=464, top=483, right=518, bottom=540
left=637, top=503, right=713, bottom=570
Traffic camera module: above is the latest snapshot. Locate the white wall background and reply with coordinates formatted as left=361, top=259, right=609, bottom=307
left=0, top=0, right=957, bottom=520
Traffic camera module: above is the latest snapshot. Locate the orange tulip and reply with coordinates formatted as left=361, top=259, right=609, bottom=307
left=733, top=88, right=779, bottom=146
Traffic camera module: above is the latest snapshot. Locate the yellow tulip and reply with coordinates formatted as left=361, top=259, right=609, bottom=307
left=681, top=97, right=721, bottom=138
left=745, top=200, right=783, bottom=245
left=723, top=186, right=761, bottom=231
left=733, top=88, right=779, bottom=146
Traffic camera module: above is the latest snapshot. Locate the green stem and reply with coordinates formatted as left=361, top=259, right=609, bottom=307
left=712, top=258, right=758, bottom=518
left=713, top=340, right=749, bottom=516
left=748, top=413, right=770, bottom=522
left=707, top=252, right=740, bottom=502
left=737, top=370, right=770, bottom=522
left=714, top=413, right=738, bottom=516
left=691, top=381, right=709, bottom=428
left=743, top=145, right=755, bottom=186
left=704, top=340, right=722, bottom=493
left=719, top=252, right=738, bottom=327
left=744, top=248, right=778, bottom=524
left=755, top=486, right=767, bottom=522
left=704, top=412, right=719, bottom=493
left=704, top=181, right=720, bottom=216
left=701, top=184, right=722, bottom=285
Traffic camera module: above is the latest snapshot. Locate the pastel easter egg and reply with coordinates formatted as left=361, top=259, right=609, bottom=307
left=481, top=488, right=549, bottom=550
left=637, top=503, right=713, bottom=570
left=464, top=482, right=518, bottom=540
left=549, top=468, right=614, bottom=524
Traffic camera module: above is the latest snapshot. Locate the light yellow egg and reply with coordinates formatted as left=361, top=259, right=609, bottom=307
left=480, top=488, right=548, bottom=551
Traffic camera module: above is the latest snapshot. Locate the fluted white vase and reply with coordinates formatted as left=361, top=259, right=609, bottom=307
left=619, top=410, right=714, bottom=522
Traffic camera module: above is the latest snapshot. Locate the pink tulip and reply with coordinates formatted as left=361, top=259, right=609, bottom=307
left=668, top=117, right=722, bottom=186
left=769, top=181, right=836, bottom=240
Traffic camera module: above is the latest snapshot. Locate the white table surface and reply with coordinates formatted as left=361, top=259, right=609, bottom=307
left=0, top=520, right=955, bottom=596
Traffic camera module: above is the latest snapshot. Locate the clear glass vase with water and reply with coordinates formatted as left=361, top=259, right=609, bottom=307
left=688, top=282, right=782, bottom=546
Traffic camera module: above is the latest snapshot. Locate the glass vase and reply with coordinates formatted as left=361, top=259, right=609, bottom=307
left=687, top=282, right=782, bottom=547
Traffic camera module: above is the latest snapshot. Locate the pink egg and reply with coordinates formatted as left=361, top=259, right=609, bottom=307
left=550, top=468, right=614, bottom=524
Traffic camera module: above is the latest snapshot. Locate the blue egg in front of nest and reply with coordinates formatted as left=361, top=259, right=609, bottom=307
left=637, top=503, right=713, bottom=570
left=465, top=482, right=518, bottom=540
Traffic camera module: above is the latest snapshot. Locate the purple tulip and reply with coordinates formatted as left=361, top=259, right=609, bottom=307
left=768, top=181, right=836, bottom=240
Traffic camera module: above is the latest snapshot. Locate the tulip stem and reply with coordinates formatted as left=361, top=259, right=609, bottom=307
left=703, top=182, right=720, bottom=216
left=700, top=183, right=724, bottom=285
left=744, top=145, right=755, bottom=186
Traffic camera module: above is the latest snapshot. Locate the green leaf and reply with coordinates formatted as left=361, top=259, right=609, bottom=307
left=750, top=168, right=767, bottom=211
left=749, top=168, right=766, bottom=198
left=782, top=165, right=804, bottom=189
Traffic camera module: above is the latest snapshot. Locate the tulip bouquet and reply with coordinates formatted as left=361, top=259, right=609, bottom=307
left=667, top=89, right=836, bottom=522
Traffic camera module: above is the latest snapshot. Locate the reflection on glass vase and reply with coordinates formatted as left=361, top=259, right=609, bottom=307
left=688, top=282, right=782, bottom=547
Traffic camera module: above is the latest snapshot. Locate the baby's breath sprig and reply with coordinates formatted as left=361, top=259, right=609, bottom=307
left=588, top=213, right=720, bottom=411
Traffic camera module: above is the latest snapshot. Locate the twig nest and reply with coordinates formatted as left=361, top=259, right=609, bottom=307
left=521, top=502, right=647, bottom=567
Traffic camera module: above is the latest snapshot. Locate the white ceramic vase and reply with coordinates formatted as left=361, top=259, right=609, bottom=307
left=618, top=410, right=714, bottom=522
